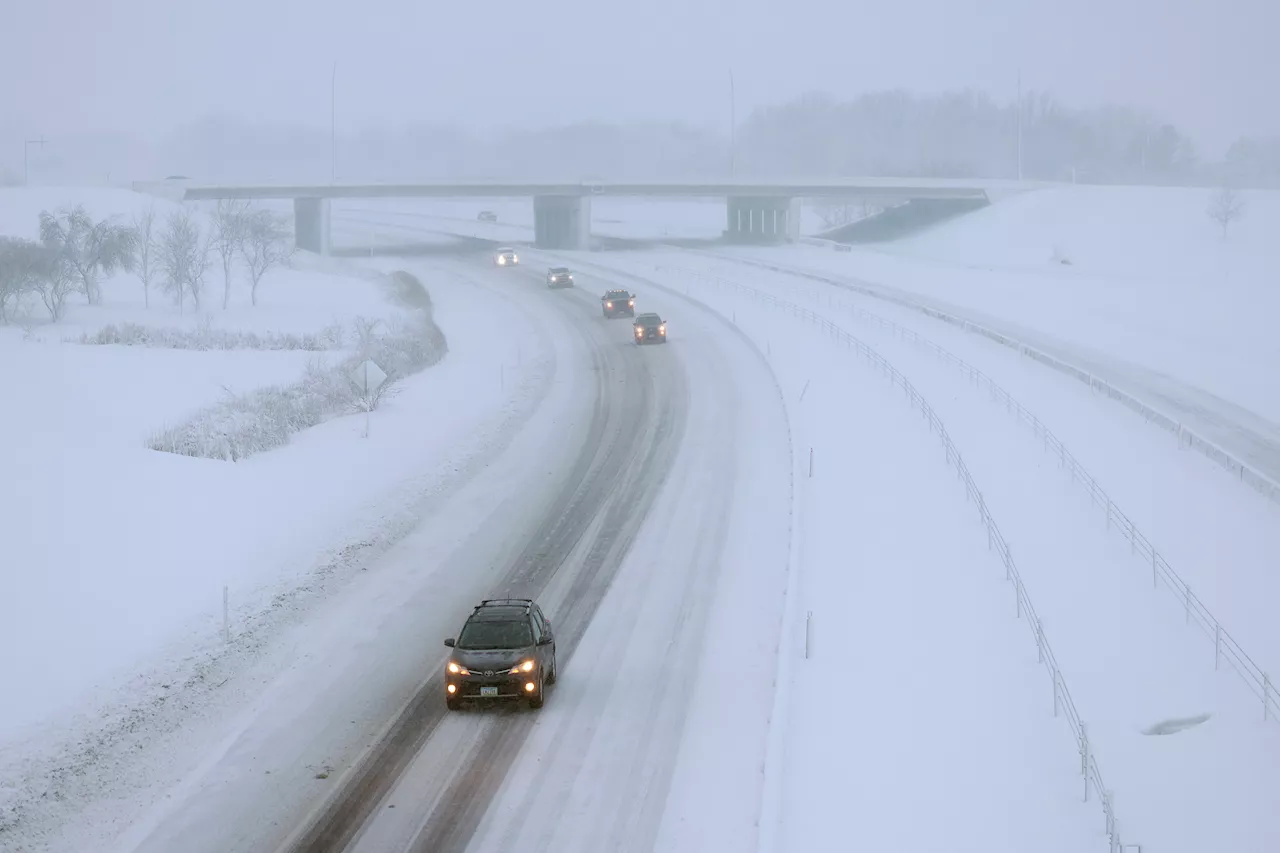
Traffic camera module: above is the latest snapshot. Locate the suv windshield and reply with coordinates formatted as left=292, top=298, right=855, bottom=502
left=458, top=619, right=533, bottom=650
left=636, top=314, right=661, bottom=325
left=606, top=291, right=629, bottom=298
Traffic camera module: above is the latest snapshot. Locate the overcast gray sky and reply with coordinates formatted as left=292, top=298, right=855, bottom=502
left=4, top=0, right=1277, bottom=154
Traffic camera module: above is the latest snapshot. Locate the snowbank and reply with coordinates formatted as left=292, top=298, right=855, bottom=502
left=724, top=185, right=1280, bottom=427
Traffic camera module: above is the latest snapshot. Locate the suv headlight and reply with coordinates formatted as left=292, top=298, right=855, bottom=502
left=447, top=661, right=470, bottom=675
left=507, top=660, right=535, bottom=674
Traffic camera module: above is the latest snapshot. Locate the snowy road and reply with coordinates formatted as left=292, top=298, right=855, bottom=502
left=346, top=262, right=792, bottom=853
left=110, top=247, right=794, bottom=853
left=278, top=261, right=689, bottom=853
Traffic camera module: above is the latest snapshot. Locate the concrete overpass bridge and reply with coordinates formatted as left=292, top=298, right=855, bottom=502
left=132, top=177, right=1057, bottom=254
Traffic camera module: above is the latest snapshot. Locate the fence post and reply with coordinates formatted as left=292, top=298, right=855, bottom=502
left=805, top=611, right=813, bottom=659
left=1081, top=725, right=1090, bottom=802
left=1036, top=619, right=1044, bottom=663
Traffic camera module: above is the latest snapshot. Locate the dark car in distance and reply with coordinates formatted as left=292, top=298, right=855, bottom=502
left=443, top=598, right=557, bottom=710
left=547, top=267, right=574, bottom=288
left=601, top=289, right=635, bottom=318
left=633, top=312, right=667, bottom=344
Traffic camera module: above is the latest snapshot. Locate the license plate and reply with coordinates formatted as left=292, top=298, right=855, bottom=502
left=479, top=686, right=499, bottom=697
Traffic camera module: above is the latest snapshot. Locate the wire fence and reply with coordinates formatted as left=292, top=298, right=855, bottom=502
left=645, top=263, right=1129, bottom=852
left=659, top=263, right=1279, bottom=726
left=694, top=251, right=1280, bottom=508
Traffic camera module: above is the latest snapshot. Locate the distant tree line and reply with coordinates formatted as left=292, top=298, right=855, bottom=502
left=7, top=89, right=1280, bottom=188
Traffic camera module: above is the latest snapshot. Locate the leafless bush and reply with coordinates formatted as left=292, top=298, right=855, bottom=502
left=0, top=237, right=50, bottom=323
left=38, top=205, right=137, bottom=305
left=157, top=208, right=210, bottom=312
left=78, top=320, right=345, bottom=351
left=1207, top=186, right=1245, bottom=237
left=212, top=199, right=250, bottom=309
left=148, top=308, right=446, bottom=461
left=240, top=208, right=293, bottom=306
left=132, top=202, right=158, bottom=308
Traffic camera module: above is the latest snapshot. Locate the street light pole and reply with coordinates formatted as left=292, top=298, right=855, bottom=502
left=1015, top=69, right=1023, bottom=181
left=24, top=136, right=48, bottom=185
left=330, top=61, right=337, bottom=183
left=729, top=69, right=736, bottom=178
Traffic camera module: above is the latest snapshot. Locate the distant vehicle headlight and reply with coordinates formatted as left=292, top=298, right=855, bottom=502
left=606, top=302, right=613, bottom=308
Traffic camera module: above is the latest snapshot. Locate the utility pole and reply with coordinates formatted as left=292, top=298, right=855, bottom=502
left=330, top=61, right=337, bottom=183
left=1015, top=69, right=1023, bottom=181
left=24, top=136, right=48, bottom=185
left=729, top=69, right=737, bottom=178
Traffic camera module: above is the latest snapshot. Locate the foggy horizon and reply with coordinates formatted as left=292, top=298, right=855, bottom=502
left=5, top=0, right=1279, bottom=158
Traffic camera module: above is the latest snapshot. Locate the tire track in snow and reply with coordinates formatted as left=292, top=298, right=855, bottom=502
left=286, top=261, right=687, bottom=853
left=453, top=281, right=742, bottom=853
left=402, top=285, right=690, bottom=853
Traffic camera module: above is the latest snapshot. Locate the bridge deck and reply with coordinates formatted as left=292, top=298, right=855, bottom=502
left=134, top=177, right=1060, bottom=202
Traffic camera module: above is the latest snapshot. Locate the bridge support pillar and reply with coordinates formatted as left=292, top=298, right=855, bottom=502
left=293, top=198, right=332, bottom=255
left=533, top=195, right=591, bottom=250
left=724, top=196, right=800, bottom=244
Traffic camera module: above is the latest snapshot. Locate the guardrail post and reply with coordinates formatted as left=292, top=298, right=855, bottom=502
left=1035, top=619, right=1044, bottom=663
left=1265, top=674, right=1271, bottom=721
left=1015, top=579, right=1022, bottom=618
left=1152, top=550, right=1158, bottom=588
left=1106, top=498, right=1111, bottom=529
left=1185, top=584, right=1192, bottom=625
left=1053, top=671, right=1060, bottom=717
left=1214, top=623, right=1221, bottom=669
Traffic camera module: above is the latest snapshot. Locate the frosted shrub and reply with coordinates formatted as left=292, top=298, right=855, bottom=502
left=79, top=321, right=345, bottom=351
left=147, top=271, right=447, bottom=461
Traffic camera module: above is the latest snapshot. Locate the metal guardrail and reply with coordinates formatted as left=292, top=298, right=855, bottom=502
left=694, top=251, right=1280, bottom=508
left=649, top=264, right=1130, bottom=852
left=662, top=263, right=1279, bottom=725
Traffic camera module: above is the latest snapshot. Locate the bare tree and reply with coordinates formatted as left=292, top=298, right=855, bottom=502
left=158, top=208, right=209, bottom=313
left=1207, top=186, right=1245, bottom=237
left=212, top=199, right=250, bottom=309
left=38, top=205, right=137, bottom=305
left=0, top=237, right=46, bottom=323
left=240, top=209, right=293, bottom=306
left=19, top=242, right=75, bottom=321
left=132, top=202, right=158, bottom=308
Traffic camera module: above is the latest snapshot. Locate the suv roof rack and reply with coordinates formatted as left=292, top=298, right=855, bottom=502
left=477, top=598, right=533, bottom=609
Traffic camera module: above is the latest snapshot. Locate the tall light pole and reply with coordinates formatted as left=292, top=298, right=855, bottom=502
left=330, top=61, right=337, bottom=183
left=24, top=136, right=48, bottom=185
left=1015, top=69, right=1023, bottom=181
left=729, top=69, right=737, bottom=178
